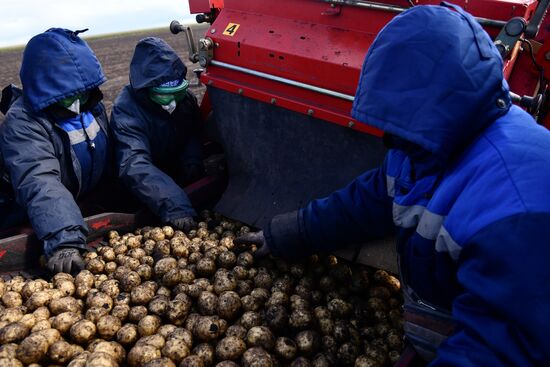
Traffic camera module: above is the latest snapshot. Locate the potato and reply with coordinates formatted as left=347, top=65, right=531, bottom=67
left=120, top=271, right=141, bottom=292
left=336, top=342, right=359, bottom=366
left=55, top=279, right=76, bottom=297
left=32, top=306, right=50, bottom=321
left=295, top=330, right=320, bottom=356
left=89, top=341, right=125, bottom=363
left=193, top=343, right=215, bottom=366
left=2, top=292, right=22, bottom=308
left=50, top=296, right=81, bottom=315
left=151, top=257, right=175, bottom=278
left=0, top=343, right=17, bottom=359
left=48, top=340, right=77, bottom=363
left=86, top=307, right=110, bottom=323
left=138, top=315, right=161, bottom=336
left=240, top=311, right=262, bottom=330
left=289, top=309, right=313, bottom=330
left=354, top=355, right=382, bottom=367
left=21, top=281, right=46, bottom=300
left=148, top=295, right=169, bottom=316
left=216, top=251, right=237, bottom=269
left=215, top=362, right=239, bottom=367
left=198, top=291, right=218, bottom=316
left=35, top=329, right=61, bottom=346
left=327, top=298, right=352, bottom=318
left=127, top=344, right=161, bottom=367
left=318, top=318, right=334, bottom=336
left=167, top=327, right=193, bottom=348
left=128, top=306, right=148, bottom=323
left=274, top=337, right=298, bottom=361
left=144, top=358, right=176, bottom=367
left=161, top=338, right=189, bottom=363
left=99, top=280, right=120, bottom=299
left=114, top=293, right=131, bottom=306
left=17, top=313, right=36, bottom=329
left=137, top=265, right=153, bottom=280
left=216, top=291, right=241, bottom=321
left=196, top=258, right=217, bottom=277
left=86, top=351, right=119, bottom=367
left=226, top=325, right=247, bottom=340
left=264, top=305, right=288, bottom=333
left=216, top=336, right=246, bottom=360
left=290, top=357, right=311, bottom=367
left=166, top=299, right=191, bottom=326
left=116, top=323, right=138, bottom=346
left=25, top=291, right=51, bottom=311
left=111, top=304, right=130, bottom=322
left=16, top=333, right=49, bottom=364
left=70, top=319, right=96, bottom=344
left=247, top=326, right=275, bottom=350
left=87, top=258, right=106, bottom=274
left=136, top=334, right=166, bottom=349
left=193, top=316, right=222, bottom=342
left=241, top=347, right=272, bottom=367
left=97, top=315, right=122, bottom=340
left=86, top=292, right=113, bottom=311
left=0, top=358, right=23, bottom=367
left=213, top=273, right=237, bottom=295
left=51, top=311, right=81, bottom=334
left=0, top=322, right=29, bottom=343
left=241, top=295, right=260, bottom=312
left=130, top=284, right=155, bottom=305
left=180, top=355, right=205, bottom=367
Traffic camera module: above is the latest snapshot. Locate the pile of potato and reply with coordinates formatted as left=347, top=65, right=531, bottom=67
left=0, top=211, right=404, bottom=367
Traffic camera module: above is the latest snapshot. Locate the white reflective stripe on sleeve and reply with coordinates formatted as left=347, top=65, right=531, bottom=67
left=65, top=117, right=101, bottom=145
left=393, top=203, right=425, bottom=228
left=386, top=175, right=395, bottom=197
left=416, top=210, right=446, bottom=240
left=435, top=226, right=462, bottom=260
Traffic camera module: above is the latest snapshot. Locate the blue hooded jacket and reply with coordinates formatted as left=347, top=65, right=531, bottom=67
left=264, top=4, right=550, bottom=366
left=111, top=37, right=202, bottom=222
left=0, top=29, right=110, bottom=256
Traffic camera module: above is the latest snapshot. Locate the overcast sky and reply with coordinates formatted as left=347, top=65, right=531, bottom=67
left=0, top=0, right=195, bottom=48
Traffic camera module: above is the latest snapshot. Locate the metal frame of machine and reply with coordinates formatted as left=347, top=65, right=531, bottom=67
left=185, top=0, right=549, bottom=131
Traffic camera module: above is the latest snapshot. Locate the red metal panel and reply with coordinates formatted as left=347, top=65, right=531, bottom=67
left=189, top=0, right=211, bottom=13
left=201, top=0, right=542, bottom=135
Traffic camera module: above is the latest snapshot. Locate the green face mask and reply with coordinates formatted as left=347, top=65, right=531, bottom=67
left=149, top=79, right=189, bottom=106
left=58, top=92, right=89, bottom=109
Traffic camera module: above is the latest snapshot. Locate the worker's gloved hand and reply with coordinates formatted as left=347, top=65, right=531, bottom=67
left=46, top=248, right=85, bottom=275
left=234, top=231, right=270, bottom=257
left=170, top=216, right=198, bottom=232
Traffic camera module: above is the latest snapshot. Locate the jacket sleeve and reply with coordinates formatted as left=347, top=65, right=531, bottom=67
left=111, top=102, right=196, bottom=222
left=0, top=113, right=87, bottom=256
left=265, top=156, right=395, bottom=259
left=431, top=213, right=550, bottom=367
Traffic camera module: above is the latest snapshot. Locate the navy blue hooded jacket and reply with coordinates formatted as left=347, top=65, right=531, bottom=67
left=111, top=37, right=202, bottom=222
left=0, top=28, right=110, bottom=256
left=264, top=4, right=550, bottom=366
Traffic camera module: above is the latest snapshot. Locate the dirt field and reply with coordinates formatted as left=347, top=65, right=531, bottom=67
left=0, top=25, right=208, bottom=117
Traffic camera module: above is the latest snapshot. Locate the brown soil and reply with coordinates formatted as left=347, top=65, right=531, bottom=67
left=0, top=26, right=208, bottom=118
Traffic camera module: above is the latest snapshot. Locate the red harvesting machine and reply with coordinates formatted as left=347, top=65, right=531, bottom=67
left=168, top=0, right=550, bottom=269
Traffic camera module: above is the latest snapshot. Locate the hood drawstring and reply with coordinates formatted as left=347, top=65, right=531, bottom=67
left=79, top=114, right=95, bottom=151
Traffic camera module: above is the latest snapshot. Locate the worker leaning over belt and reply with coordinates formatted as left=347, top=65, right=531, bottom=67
left=0, top=28, right=111, bottom=275
left=236, top=3, right=550, bottom=366
left=111, top=37, right=203, bottom=232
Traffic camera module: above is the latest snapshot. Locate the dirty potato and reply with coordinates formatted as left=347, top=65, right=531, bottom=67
left=215, top=336, right=246, bottom=360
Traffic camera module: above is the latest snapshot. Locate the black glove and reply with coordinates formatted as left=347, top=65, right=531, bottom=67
left=170, top=216, right=198, bottom=232
left=46, top=248, right=85, bottom=275
left=234, top=231, right=270, bottom=257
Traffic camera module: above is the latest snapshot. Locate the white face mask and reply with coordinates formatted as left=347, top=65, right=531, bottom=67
left=66, top=99, right=81, bottom=114
left=161, top=100, right=177, bottom=114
